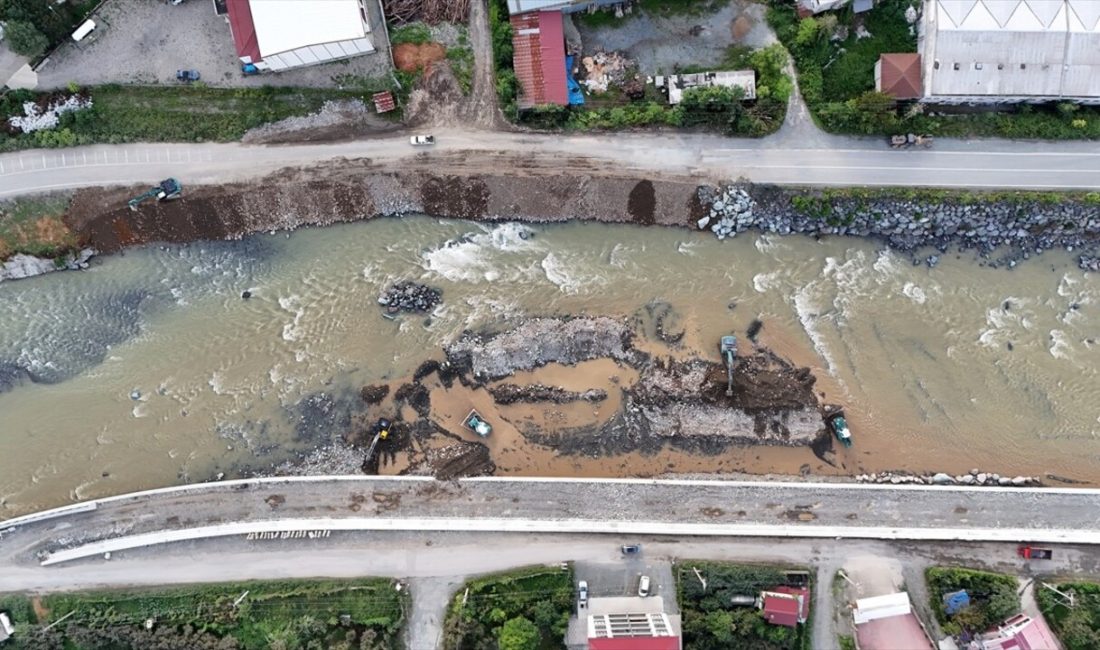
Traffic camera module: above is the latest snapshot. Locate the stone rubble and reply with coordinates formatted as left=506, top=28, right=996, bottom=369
left=0, top=248, right=95, bottom=282
left=377, top=282, right=442, bottom=314
left=701, top=185, right=1100, bottom=271
left=856, top=468, right=1041, bottom=487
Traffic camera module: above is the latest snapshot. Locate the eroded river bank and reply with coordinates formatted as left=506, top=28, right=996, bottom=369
left=1, top=214, right=1098, bottom=516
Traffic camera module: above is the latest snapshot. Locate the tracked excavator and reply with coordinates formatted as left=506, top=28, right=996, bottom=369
left=128, top=178, right=182, bottom=211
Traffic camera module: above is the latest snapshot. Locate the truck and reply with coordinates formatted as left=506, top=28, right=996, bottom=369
left=1018, top=546, right=1053, bottom=560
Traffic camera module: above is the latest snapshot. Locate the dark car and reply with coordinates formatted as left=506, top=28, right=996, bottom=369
left=621, top=544, right=642, bottom=556
left=176, top=69, right=200, bottom=82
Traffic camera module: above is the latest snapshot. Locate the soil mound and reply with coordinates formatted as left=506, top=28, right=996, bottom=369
left=393, top=42, right=446, bottom=73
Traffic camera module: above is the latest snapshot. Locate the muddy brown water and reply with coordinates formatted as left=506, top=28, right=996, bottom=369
left=0, top=216, right=1098, bottom=516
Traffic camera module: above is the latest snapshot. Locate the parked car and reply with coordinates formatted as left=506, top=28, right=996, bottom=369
left=410, top=135, right=435, bottom=146
left=621, top=544, right=642, bottom=556
left=577, top=580, right=588, bottom=606
left=176, top=69, right=200, bottom=82
left=638, top=575, right=651, bottom=597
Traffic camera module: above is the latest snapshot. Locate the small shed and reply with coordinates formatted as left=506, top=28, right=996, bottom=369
left=875, top=53, right=923, bottom=99
left=853, top=592, right=913, bottom=625
left=759, top=587, right=809, bottom=628
left=372, top=91, right=396, bottom=113
left=0, top=612, right=14, bottom=643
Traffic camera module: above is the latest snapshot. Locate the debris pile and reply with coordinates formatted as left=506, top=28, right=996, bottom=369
left=697, top=186, right=756, bottom=240
left=489, top=383, right=607, bottom=405
left=381, top=0, right=470, bottom=24
left=856, top=469, right=1042, bottom=486
left=378, top=282, right=441, bottom=314
left=7, top=93, right=92, bottom=134
left=580, top=51, right=635, bottom=93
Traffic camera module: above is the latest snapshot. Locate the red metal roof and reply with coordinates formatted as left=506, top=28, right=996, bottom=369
left=879, top=53, right=922, bottom=99
left=589, top=637, right=680, bottom=650
left=372, top=91, right=396, bottom=113
left=763, top=593, right=801, bottom=628
left=773, top=586, right=810, bottom=622
left=226, top=0, right=261, bottom=62
left=509, top=10, right=568, bottom=108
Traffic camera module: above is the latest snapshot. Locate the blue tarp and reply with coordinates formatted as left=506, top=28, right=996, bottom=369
left=565, top=55, right=584, bottom=106
left=943, top=590, right=970, bottom=615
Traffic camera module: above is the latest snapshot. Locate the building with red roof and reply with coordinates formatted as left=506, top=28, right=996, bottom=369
left=587, top=612, right=680, bottom=650
left=760, top=586, right=810, bottom=628
left=977, top=613, right=1062, bottom=650
left=876, top=53, right=923, bottom=99
left=509, top=10, right=569, bottom=108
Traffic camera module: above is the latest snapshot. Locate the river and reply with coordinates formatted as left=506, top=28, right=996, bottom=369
left=1, top=216, right=1097, bottom=516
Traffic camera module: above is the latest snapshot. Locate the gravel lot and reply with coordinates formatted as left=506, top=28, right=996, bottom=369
left=36, top=0, right=392, bottom=90
left=575, top=0, right=776, bottom=75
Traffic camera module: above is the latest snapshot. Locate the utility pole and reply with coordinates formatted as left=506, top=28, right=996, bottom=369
left=42, top=611, right=76, bottom=632
left=233, top=590, right=250, bottom=607
left=692, top=567, right=707, bottom=591
left=1041, top=583, right=1076, bottom=608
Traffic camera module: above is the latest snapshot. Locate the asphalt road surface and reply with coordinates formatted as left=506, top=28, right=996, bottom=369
left=4, top=476, right=1100, bottom=569
left=2, top=131, right=1099, bottom=200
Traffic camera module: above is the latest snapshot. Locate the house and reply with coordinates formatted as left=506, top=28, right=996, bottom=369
left=853, top=592, right=935, bottom=650
left=588, top=612, right=679, bottom=650
left=510, top=11, right=570, bottom=108
left=653, top=70, right=757, bottom=105
left=875, top=53, right=923, bottom=99
left=918, top=0, right=1100, bottom=105
left=225, top=0, right=378, bottom=72
left=975, top=613, right=1062, bottom=650
left=759, top=586, right=809, bottom=628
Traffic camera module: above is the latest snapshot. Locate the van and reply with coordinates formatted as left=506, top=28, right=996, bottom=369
left=638, top=575, right=651, bottom=597
left=577, top=580, right=589, bottom=607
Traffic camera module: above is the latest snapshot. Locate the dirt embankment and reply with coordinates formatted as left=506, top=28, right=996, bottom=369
left=60, top=153, right=706, bottom=255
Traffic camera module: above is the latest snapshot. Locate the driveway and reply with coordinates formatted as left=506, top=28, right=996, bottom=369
left=35, top=0, right=392, bottom=90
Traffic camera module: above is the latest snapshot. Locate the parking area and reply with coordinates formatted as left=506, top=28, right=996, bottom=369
left=566, top=549, right=679, bottom=648
left=573, top=0, right=775, bottom=75
left=35, top=0, right=392, bottom=90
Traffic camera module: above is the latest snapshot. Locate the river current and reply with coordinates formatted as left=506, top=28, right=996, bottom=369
left=1, top=216, right=1097, bottom=515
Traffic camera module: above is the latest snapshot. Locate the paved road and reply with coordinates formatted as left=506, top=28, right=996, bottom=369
left=2, top=528, right=1099, bottom=650
left=2, top=130, right=1099, bottom=200
left=5, top=476, right=1100, bottom=568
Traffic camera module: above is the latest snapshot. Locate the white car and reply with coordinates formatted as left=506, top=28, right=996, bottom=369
left=577, top=580, right=589, bottom=606
left=410, top=135, right=435, bottom=146
left=638, top=575, right=651, bottom=597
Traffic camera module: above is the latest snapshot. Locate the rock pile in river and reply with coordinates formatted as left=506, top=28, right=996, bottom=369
left=700, top=185, right=1100, bottom=270
left=856, top=469, right=1042, bottom=486
left=378, top=282, right=441, bottom=314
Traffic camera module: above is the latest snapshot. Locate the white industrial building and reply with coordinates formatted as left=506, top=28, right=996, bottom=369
left=226, top=0, right=377, bottom=72
left=919, top=0, right=1100, bottom=104
left=653, top=70, right=757, bottom=104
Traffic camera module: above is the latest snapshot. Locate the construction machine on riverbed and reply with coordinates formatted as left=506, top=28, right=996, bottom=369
left=128, top=178, right=182, bottom=211
left=720, top=335, right=738, bottom=396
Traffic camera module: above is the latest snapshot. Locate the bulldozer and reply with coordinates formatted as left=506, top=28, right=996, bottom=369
left=128, top=178, right=182, bottom=211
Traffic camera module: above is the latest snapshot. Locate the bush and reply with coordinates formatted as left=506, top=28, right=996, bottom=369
left=498, top=616, right=541, bottom=650
left=443, top=566, right=572, bottom=650
left=1037, top=582, right=1100, bottom=650
left=926, top=567, right=1020, bottom=636
left=4, top=20, right=49, bottom=57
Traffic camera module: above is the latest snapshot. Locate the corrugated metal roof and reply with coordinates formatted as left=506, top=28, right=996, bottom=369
left=226, top=0, right=261, bottom=62
left=925, top=0, right=1100, bottom=98
left=509, top=11, right=569, bottom=108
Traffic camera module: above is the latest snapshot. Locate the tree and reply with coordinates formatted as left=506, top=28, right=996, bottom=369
left=4, top=20, right=49, bottom=58
left=497, top=616, right=540, bottom=650
left=794, top=17, right=820, bottom=48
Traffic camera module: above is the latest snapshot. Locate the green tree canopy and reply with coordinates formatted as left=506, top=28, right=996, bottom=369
left=498, top=616, right=540, bottom=650
left=4, top=20, right=49, bottom=58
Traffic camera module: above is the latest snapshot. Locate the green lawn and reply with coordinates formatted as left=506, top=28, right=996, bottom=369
left=0, top=194, right=76, bottom=259
left=442, top=565, right=574, bottom=650
left=1, top=578, right=406, bottom=649
left=0, top=82, right=399, bottom=153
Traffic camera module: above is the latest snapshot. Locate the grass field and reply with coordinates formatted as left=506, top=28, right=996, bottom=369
left=0, top=578, right=406, bottom=649
left=0, top=194, right=77, bottom=260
